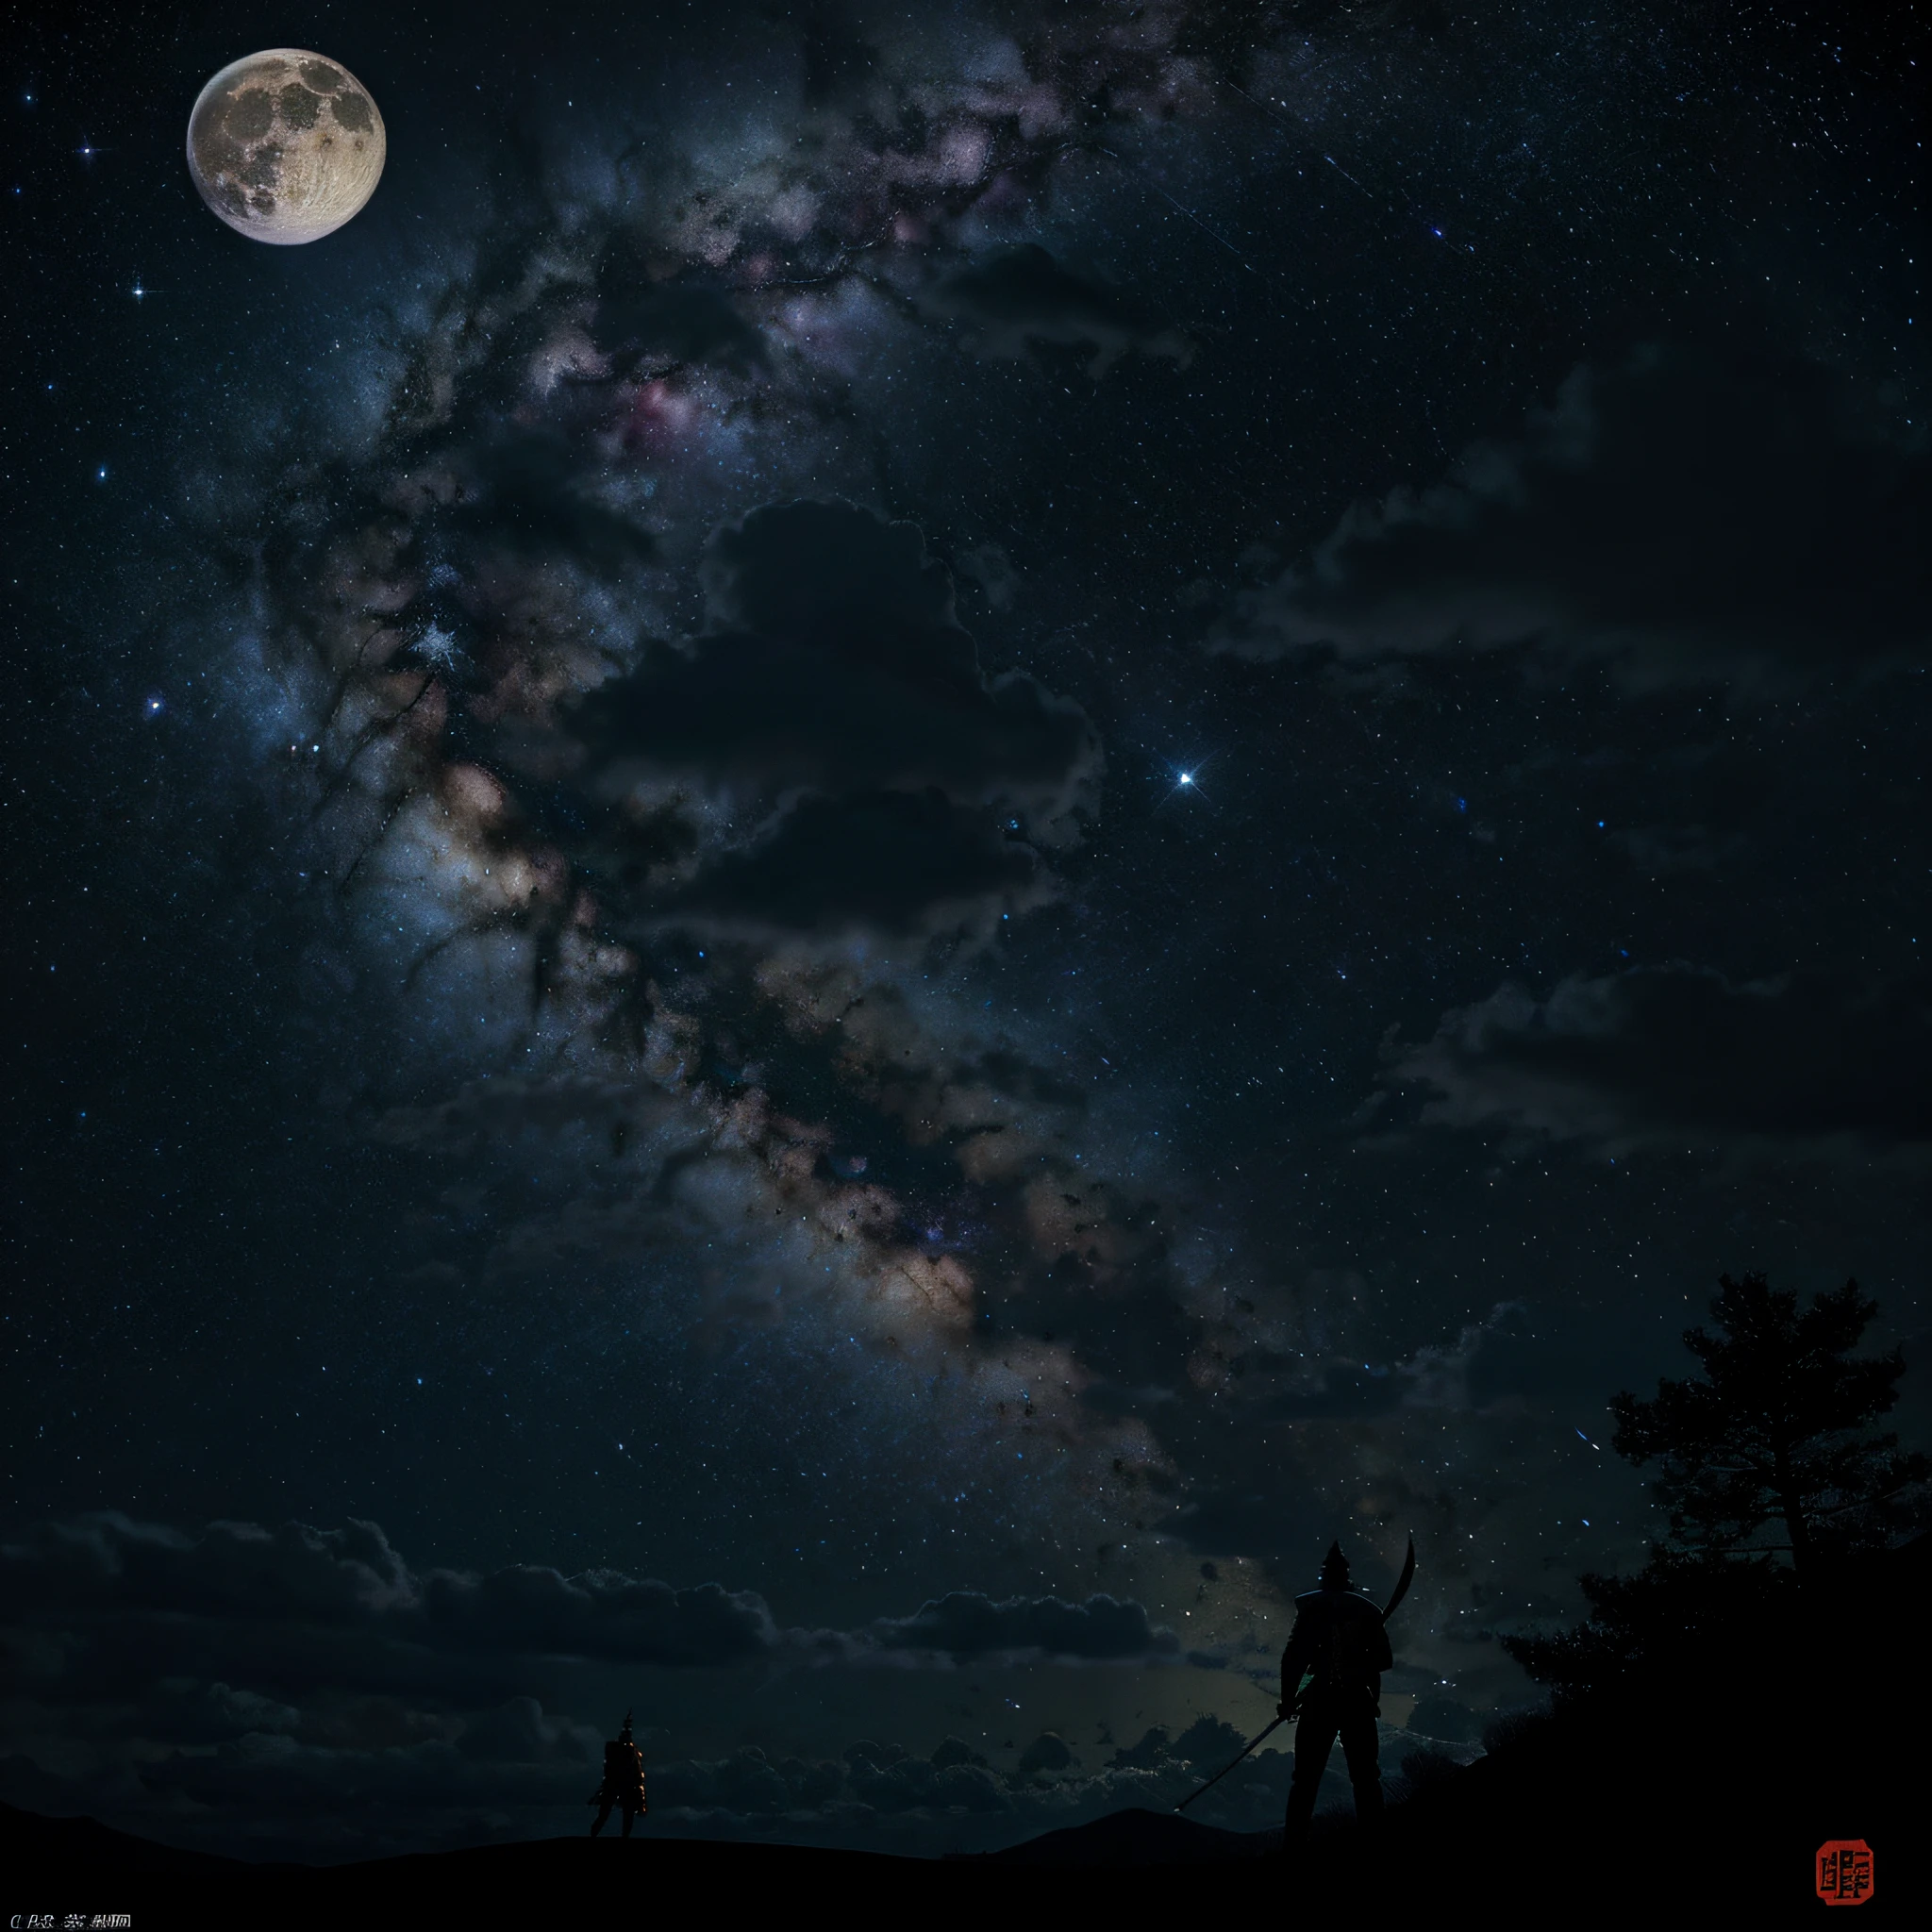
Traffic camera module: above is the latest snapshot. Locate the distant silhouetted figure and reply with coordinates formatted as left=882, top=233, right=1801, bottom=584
left=589, top=1711, right=647, bottom=1839
left=1278, top=1543, right=1393, bottom=1853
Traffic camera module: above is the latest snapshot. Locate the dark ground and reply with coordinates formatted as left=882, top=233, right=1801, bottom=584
left=6, top=1706, right=1919, bottom=1926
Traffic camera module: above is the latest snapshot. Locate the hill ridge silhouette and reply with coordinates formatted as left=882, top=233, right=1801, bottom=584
left=9, top=1538, right=1926, bottom=1918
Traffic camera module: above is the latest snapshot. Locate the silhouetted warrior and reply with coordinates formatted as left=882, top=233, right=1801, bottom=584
left=1278, top=1542, right=1393, bottom=1851
left=589, top=1710, right=647, bottom=1839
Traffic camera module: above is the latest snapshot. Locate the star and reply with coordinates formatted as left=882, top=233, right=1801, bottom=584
left=414, top=622, right=462, bottom=671
left=1162, top=754, right=1217, bottom=803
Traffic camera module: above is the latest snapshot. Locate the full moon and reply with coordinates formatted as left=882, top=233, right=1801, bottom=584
left=187, top=50, right=385, bottom=245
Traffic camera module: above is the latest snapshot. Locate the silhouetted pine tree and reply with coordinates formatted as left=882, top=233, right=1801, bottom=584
left=1608, top=1274, right=1928, bottom=1570
left=1506, top=1274, right=1928, bottom=1707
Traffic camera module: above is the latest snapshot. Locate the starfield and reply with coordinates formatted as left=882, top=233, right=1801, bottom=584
left=5, top=1, right=1927, bottom=1915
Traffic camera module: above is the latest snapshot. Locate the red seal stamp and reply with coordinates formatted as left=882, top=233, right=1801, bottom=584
left=1816, top=1840, right=1874, bottom=1907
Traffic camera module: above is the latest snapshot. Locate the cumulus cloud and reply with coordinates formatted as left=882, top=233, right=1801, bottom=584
left=1215, top=346, right=1932, bottom=683
left=1385, top=962, right=1932, bottom=1159
left=1, top=1514, right=415, bottom=1624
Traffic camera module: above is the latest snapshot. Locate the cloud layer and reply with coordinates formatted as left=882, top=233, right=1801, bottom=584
left=1386, top=963, right=1932, bottom=1160
left=1217, top=346, right=1931, bottom=683
left=0, top=1511, right=1221, bottom=1860
left=0, top=1512, right=1181, bottom=1674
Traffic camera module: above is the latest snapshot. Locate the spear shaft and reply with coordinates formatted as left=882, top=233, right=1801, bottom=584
left=1173, top=1712, right=1287, bottom=1814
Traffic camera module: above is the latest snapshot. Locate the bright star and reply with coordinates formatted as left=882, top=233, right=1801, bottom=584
left=414, top=622, right=462, bottom=670
left=1159, top=755, right=1217, bottom=808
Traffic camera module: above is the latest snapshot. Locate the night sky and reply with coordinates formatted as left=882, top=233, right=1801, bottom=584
left=6, top=0, right=1928, bottom=1862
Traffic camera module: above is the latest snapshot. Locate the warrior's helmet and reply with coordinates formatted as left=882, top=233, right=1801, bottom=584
left=1320, top=1541, right=1350, bottom=1588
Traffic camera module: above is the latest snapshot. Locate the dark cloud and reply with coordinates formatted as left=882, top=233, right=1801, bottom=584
left=426, top=428, right=659, bottom=579
left=659, top=788, right=1045, bottom=939
left=924, top=244, right=1191, bottom=375
left=1386, top=963, right=1932, bottom=1158
left=841, top=1741, right=1011, bottom=1814
left=591, top=257, right=770, bottom=375
left=1, top=1514, right=1181, bottom=1685
left=701, top=496, right=953, bottom=641
left=0, top=1514, right=788, bottom=1687
left=445, top=498, right=1097, bottom=951
left=455, top=1694, right=598, bottom=1764
left=524, top=499, right=1097, bottom=941
left=1016, top=1729, right=1076, bottom=1774
left=420, top=1567, right=783, bottom=1666
left=0, top=1514, right=413, bottom=1626
left=1216, top=346, right=1932, bottom=683
left=869, top=1590, right=1180, bottom=1660
left=653, top=1743, right=829, bottom=1814
left=569, top=500, right=1096, bottom=814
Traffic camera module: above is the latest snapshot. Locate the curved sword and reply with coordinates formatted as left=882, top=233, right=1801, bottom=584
left=1382, top=1533, right=1417, bottom=1623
